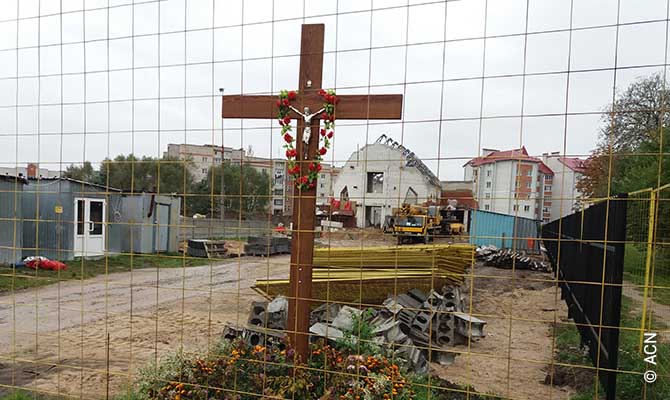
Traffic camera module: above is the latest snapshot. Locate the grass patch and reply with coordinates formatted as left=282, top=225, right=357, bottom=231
left=553, top=296, right=669, bottom=399
left=0, top=389, right=58, bottom=400
left=623, top=243, right=670, bottom=306
left=0, top=253, right=212, bottom=293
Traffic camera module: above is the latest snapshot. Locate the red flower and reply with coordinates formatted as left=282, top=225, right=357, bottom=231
left=283, top=98, right=290, bottom=106
left=319, top=147, right=327, bottom=156
left=309, top=163, right=316, bottom=171
left=288, top=91, right=297, bottom=100
left=327, top=94, right=335, bottom=103
left=276, top=100, right=281, bottom=107
left=283, top=133, right=293, bottom=143
left=316, top=163, right=322, bottom=172
left=309, top=182, right=316, bottom=189
left=327, top=131, right=334, bottom=139
left=318, top=89, right=326, bottom=96
left=321, top=112, right=328, bottom=119
left=286, top=149, right=297, bottom=158
left=291, top=165, right=301, bottom=174
left=320, top=129, right=326, bottom=137
left=300, top=176, right=308, bottom=184
left=283, top=116, right=291, bottom=125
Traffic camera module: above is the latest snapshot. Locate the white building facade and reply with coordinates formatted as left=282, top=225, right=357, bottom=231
left=464, top=147, right=554, bottom=222
left=542, top=153, right=586, bottom=219
left=332, top=136, right=442, bottom=228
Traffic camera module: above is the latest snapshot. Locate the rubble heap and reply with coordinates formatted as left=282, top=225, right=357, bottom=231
left=476, top=245, right=552, bottom=273
left=228, top=287, right=486, bottom=373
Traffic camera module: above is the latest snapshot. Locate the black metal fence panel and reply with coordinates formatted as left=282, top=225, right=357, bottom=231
left=541, top=195, right=627, bottom=400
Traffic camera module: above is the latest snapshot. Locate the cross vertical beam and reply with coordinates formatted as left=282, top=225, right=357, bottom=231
left=286, top=24, right=324, bottom=362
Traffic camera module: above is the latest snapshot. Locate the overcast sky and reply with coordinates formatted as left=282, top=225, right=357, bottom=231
left=0, top=0, right=668, bottom=180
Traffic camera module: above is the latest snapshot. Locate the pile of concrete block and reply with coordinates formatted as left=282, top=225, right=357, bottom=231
left=223, top=296, right=289, bottom=348
left=244, top=236, right=291, bottom=257
left=247, top=297, right=288, bottom=330
left=476, top=245, right=552, bottom=272
left=226, top=288, right=486, bottom=373
left=308, top=287, right=486, bottom=373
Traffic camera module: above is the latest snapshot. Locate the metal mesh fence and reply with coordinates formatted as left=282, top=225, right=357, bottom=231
left=0, top=1, right=668, bottom=399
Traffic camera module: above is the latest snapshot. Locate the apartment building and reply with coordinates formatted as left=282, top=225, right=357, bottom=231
left=166, top=144, right=340, bottom=216
left=464, top=147, right=555, bottom=222
left=542, top=152, right=587, bottom=219
left=164, top=143, right=245, bottom=182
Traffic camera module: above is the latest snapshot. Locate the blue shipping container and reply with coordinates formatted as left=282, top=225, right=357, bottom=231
left=469, top=209, right=541, bottom=252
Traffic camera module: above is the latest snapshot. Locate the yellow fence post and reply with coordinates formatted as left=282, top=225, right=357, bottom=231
left=639, top=189, right=656, bottom=352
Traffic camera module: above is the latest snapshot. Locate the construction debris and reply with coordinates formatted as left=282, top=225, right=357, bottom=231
left=247, top=296, right=288, bottom=331
left=187, top=239, right=244, bottom=259
left=315, top=286, right=484, bottom=372
left=476, top=245, right=552, bottom=272
left=244, top=236, right=291, bottom=257
left=233, top=287, right=486, bottom=373
left=253, top=244, right=475, bottom=303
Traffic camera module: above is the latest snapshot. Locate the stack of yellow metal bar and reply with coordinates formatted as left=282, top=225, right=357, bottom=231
left=253, top=243, right=475, bottom=304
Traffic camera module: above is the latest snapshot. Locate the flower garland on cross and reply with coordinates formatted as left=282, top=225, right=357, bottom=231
left=277, top=88, right=338, bottom=190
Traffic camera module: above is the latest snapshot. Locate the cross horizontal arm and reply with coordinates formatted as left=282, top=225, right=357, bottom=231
left=222, top=95, right=277, bottom=119
left=334, top=94, right=403, bottom=120
left=222, top=94, right=403, bottom=120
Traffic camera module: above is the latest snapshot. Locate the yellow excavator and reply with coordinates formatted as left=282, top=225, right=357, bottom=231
left=392, top=204, right=442, bottom=244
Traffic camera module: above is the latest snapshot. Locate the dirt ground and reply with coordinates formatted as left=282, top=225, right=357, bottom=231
left=0, top=255, right=289, bottom=398
left=433, top=265, right=572, bottom=400
left=1, top=238, right=571, bottom=399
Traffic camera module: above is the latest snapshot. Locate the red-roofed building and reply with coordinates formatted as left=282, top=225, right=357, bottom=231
left=464, top=147, right=554, bottom=222
left=440, top=189, right=478, bottom=209
left=542, top=152, right=587, bottom=219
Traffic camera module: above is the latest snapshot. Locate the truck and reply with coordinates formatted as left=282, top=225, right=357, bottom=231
left=392, top=204, right=443, bottom=244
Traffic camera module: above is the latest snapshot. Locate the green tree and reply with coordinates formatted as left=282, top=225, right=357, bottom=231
left=578, top=73, right=670, bottom=198
left=64, top=161, right=97, bottom=182
left=98, top=154, right=193, bottom=194
left=187, top=163, right=270, bottom=216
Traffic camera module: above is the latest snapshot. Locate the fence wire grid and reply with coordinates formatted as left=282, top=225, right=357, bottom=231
left=0, top=0, right=668, bottom=399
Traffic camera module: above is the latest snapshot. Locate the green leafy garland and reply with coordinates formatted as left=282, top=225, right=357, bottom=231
left=277, top=89, right=338, bottom=190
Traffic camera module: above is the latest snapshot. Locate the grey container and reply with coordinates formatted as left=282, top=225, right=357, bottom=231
left=21, top=178, right=181, bottom=261
left=0, top=175, right=26, bottom=265
left=21, top=178, right=124, bottom=261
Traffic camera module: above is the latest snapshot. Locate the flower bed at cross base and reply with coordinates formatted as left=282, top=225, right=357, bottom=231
left=135, top=337, right=426, bottom=400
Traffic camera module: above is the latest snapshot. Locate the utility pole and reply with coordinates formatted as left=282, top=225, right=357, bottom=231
left=219, top=88, right=225, bottom=222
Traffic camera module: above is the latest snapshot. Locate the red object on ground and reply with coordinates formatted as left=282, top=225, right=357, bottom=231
left=24, top=258, right=67, bottom=271
left=343, top=201, right=352, bottom=211
left=331, top=200, right=341, bottom=210
left=41, top=259, right=67, bottom=271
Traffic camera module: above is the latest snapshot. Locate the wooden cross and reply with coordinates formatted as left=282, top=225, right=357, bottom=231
left=221, top=24, right=403, bottom=362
